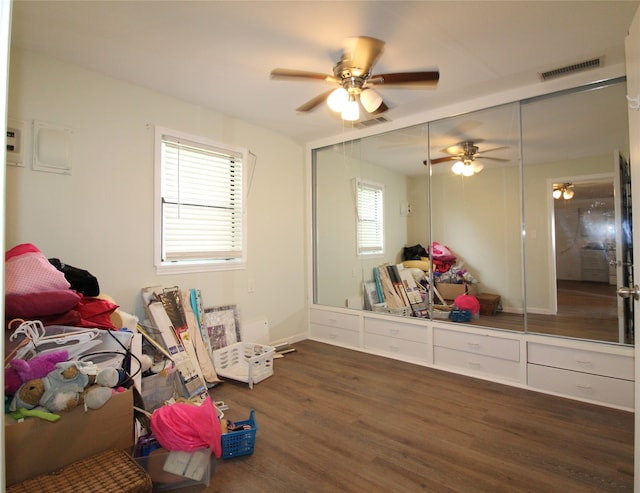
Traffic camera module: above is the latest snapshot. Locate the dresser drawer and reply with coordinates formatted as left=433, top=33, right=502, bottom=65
left=365, top=332, right=429, bottom=361
left=309, top=309, right=360, bottom=332
left=364, top=317, right=428, bottom=344
left=310, top=322, right=360, bottom=348
left=528, top=363, right=634, bottom=409
left=434, top=346, right=521, bottom=382
left=434, top=328, right=520, bottom=362
left=528, top=343, right=633, bottom=380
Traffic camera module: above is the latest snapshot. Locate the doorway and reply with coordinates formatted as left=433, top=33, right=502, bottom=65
left=553, top=176, right=620, bottom=341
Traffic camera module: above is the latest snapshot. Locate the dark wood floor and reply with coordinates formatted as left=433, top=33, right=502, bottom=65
left=473, top=280, right=622, bottom=343
left=181, top=340, right=633, bottom=493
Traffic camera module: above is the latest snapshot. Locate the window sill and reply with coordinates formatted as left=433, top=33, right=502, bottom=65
left=155, top=260, right=245, bottom=275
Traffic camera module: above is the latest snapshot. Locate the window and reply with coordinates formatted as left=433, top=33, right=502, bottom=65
left=155, top=127, right=247, bottom=273
left=356, top=179, right=384, bottom=256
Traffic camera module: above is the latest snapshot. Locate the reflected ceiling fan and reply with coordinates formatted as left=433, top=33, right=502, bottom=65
left=270, top=36, right=439, bottom=121
left=426, top=141, right=509, bottom=176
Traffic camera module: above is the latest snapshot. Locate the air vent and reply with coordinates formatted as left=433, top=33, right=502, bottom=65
left=357, top=116, right=389, bottom=128
left=539, top=57, right=602, bottom=81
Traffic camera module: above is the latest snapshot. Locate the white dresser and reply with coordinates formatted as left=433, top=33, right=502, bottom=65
left=309, top=305, right=635, bottom=410
left=433, top=326, right=521, bottom=382
left=527, top=340, right=634, bottom=409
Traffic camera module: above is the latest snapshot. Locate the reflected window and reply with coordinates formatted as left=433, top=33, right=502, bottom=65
left=356, top=179, right=384, bottom=256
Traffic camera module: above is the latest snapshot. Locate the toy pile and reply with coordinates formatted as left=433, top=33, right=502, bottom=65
left=4, top=243, right=262, bottom=489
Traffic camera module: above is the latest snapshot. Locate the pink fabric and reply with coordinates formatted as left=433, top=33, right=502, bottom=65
left=431, top=242, right=453, bottom=257
left=5, top=290, right=82, bottom=318
left=5, top=244, right=70, bottom=295
left=151, top=397, right=222, bottom=458
left=5, top=243, right=41, bottom=261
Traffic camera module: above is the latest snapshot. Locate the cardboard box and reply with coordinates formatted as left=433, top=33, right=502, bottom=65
left=434, top=282, right=479, bottom=301
left=5, top=389, right=134, bottom=486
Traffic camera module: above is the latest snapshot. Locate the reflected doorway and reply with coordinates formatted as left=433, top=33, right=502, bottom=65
left=552, top=176, right=623, bottom=343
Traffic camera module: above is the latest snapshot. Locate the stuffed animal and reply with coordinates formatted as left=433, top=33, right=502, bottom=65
left=4, top=350, right=69, bottom=395
left=10, top=361, right=119, bottom=413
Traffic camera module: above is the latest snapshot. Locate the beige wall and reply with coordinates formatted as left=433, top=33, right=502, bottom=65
left=6, top=48, right=307, bottom=344
left=314, top=147, right=409, bottom=308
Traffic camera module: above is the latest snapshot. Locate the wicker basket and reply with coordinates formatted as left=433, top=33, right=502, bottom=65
left=7, top=448, right=152, bottom=493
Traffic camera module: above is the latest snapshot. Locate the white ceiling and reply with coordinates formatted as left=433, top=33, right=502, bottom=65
left=9, top=0, right=639, bottom=147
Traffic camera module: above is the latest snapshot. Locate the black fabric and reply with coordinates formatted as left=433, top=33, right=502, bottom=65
left=403, top=244, right=428, bottom=261
left=49, top=258, right=100, bottom=296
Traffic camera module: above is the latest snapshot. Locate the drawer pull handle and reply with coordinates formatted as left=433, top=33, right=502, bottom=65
left=467, top=342, right=480, bottom=348
left=390, top=328, right=400, bottom=335
left=576, top=383, right=593, bottom=390
left=327, top=318, right=338, bottom=324
left=389, top=345, right=399, bottom=352
left=468, top=361, right=482, bottom=368
left=575, top=359, right=593, bottom=366
left=329, top=333, right=338, bottom=339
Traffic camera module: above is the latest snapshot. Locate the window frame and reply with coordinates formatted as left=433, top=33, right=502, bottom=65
left=154, top=126, right=248, bottom=274
left=355, top=178, right=385, bottom=258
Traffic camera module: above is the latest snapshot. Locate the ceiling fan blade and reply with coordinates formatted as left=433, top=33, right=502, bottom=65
left=368, top=71, right=440, bottom=85
left=476, top=156, right=510, bottom=162
left=343, top=36, right=385, bottom=75
left=296, top=90, right=335, bottom=112
left=477, top=145, right=509, bottom=154
left=430, top=156, right=456, bottom=165
left=271, top=68, right=338, bottom=83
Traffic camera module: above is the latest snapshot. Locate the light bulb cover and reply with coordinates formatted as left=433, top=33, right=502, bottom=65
left=360, top=88, right=383, bottom=113
left=327, top=88, right=348, bottom=112
left=451, top=160, right=465, bottom=175
left=341, top=99, right=360, bottom=121
left=462, top=165, right=475, bottom=176
left=553, top=189, right=562, bottom=199
left=563, top=189, right=574, bottom=200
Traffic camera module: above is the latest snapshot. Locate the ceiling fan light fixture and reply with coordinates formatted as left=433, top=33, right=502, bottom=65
left=451, top=160, right=465, bottom=175
left=341, top=97, right=360, bottom=121
left=327, top=87, right=348, bottom=112
left=553, top=182, right=575, bottom=200
left=462, top=164, right=475, bottom=177
left=360, top=88, right=383, bottom=113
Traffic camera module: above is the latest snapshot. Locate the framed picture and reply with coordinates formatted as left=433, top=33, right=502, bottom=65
left=363, top=281, right=380, bottom=310
left=203, top=305, right=241, bottom=350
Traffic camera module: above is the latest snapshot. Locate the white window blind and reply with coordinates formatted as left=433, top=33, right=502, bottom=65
left=161, top=134, right=244, bottom=263
left=356, top=179, right=384, bottom=256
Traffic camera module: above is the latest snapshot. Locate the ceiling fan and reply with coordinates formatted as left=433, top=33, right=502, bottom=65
left=270, top=36, right=439, bottom=121
left=426, top=141, right=509, bottom=176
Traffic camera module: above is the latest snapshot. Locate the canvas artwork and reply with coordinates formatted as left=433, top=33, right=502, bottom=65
left=363, top=281, right=380, bottom=311
left=203, top=305, right=241, bottom=350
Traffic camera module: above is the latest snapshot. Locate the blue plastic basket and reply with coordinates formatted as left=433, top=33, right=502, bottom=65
left=221, top=410, right=257, bottom=459
left=449, top=309, right=472, bottom=323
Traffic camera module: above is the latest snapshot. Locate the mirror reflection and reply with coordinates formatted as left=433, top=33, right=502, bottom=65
left=427, top=103, right=523, bottom=330
left=521, top=80, right=632, bottom=343
left=313, top=78, right=631, bottom=345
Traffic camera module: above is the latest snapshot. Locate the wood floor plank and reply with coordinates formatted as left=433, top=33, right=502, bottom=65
left=174, top=340, right=633, bottom=493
